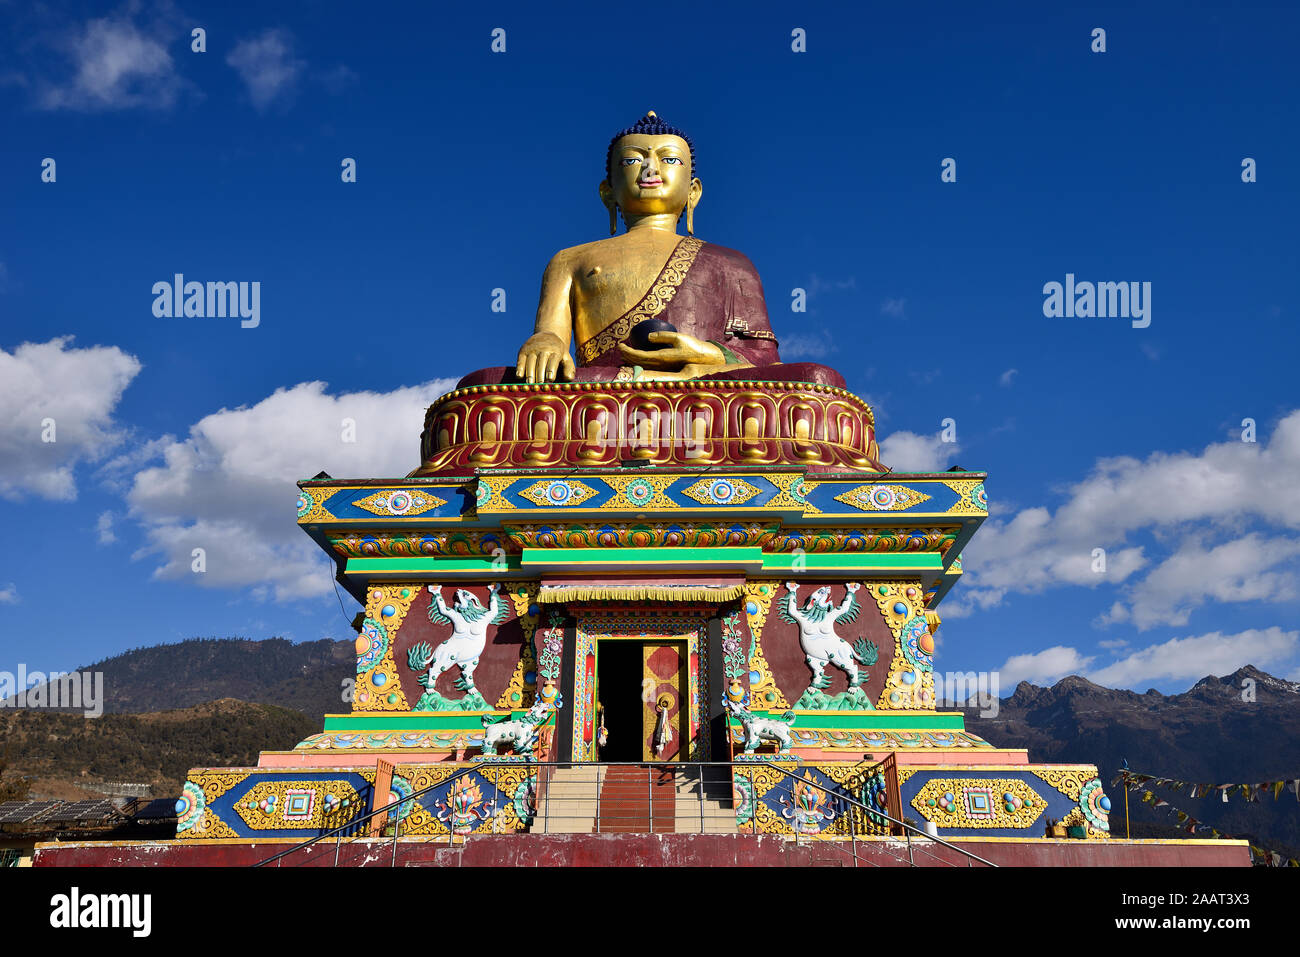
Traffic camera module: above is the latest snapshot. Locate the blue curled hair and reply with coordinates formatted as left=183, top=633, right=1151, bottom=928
left=605, top=112, right=697, bottom=181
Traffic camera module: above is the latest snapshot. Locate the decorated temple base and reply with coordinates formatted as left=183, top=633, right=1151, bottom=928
left=34, top=833, right=1249, bottom=867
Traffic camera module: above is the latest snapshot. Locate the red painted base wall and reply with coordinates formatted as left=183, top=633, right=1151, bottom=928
left=33, top=834, right=1251, bottom=867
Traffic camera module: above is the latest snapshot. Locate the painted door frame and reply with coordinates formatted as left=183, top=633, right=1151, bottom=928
left=571, top=607, right=708, bottom=762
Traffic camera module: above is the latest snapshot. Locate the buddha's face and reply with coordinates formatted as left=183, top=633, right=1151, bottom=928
left=603, top=133, right=701, bottom=218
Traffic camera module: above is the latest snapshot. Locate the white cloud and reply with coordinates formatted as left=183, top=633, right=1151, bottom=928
left=780, top=330, right=831, bottom=359
left=96, top=511, right=117, bottom=545
left=959, top=410, right=1300, bottom=619
left=878, top=430, right=960, bottom=472
left=38, top=13, right=184, bottom=111
left=317, top=63, right=359, bottom=94
left=807, top=275, right=857, bottom=296
left=1112, top=534, right=1300, bottom=630
left=995, top=628, right=1300, bottom=691
left=999, top=368, right=1018, bottom=387
left=226, top=29, right=305, bottom=111
left=126, top=378, right=457, bottom=601
left=880, top=298, right=906, bottom=318
left=960, top=507, right=1147, bottom=611
left=0, top=583, right=18, bottom=605
left=1088, top=627, right=1299, bottom=688
left=0, top=337, right=142, bottom=501
left=997, top=646, right=1096, bottom=686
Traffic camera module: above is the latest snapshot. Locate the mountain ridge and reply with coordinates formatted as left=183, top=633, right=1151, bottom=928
left=963, top=663, right=1300, bottom=856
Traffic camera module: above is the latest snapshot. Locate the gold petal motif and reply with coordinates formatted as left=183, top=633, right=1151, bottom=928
left=517, top=480, right=599, bottom=508
left=681, top=477, right=761, bottom=506
left=911, top=778, right=1047, bottom=829
left=833, top=483, right=932, bottom=512
left=233, top=780, right=363, bottom=831
left=353, top=489, right=447, bottom=517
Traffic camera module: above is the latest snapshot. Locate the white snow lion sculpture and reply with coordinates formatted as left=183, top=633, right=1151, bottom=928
left=779, top=582, right=877, bottom=689
left=408, top=583, right=508, bottom=701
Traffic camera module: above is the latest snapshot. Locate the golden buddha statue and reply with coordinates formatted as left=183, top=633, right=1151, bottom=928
left=456, top=112, right=845, bottom=390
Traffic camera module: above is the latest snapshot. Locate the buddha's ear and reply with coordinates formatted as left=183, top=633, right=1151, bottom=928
left=599, top=180, right=618, bottom=234
left=686, top=178, right=703, bottom=235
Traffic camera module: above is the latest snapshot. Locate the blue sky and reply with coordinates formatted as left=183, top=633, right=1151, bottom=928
left=1, top=1, right=1297, bottom=696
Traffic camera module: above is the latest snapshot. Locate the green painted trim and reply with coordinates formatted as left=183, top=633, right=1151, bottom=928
left=810, top=511, right=987, bottom=520
left=323, top=713, right=502, bottom=731
left=344, top=555, right=523, bottom=573
left=742, top=711, right=967, bottom=730
left=519, top=546, right=764, bottom=566
left=760, top=553, right=945, bottom=571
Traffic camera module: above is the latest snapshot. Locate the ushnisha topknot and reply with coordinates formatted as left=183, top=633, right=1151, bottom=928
left=605, top=110, right=697, bottom=180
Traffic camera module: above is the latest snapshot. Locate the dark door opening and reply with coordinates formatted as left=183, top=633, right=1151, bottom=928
left=596, top=641, right=643, bottom=762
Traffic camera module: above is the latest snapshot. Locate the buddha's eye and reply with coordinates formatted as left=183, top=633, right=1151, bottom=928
left=621, top=157, right=641, bottom=166
left=663, top=157, right=683, bottom=165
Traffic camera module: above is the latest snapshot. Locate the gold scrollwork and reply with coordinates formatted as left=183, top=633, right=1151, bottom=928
left=599, top=472, right=679, bottom=509
left=297, top=486, right=334, bottom=523
left=175, top=808, right=240, bottom=840
left=767, top=473, right=821, bottom=512
left=1030, top=767, right=1098, bottom=802
left=191, top=770, right=250, bottom=804
left=943, top=478, right=987, bottom=516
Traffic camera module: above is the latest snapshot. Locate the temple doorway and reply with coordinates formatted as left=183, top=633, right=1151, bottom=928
left=594, top=639, right=687, bottom=762
left=596, top=641, right=641, bottom=762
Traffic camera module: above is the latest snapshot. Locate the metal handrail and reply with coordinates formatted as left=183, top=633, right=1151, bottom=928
left=249, top=759, right=996, bottom=868
left=251, top=763, right=482, bottom=867
left=756, top=761, right=997, bottom=868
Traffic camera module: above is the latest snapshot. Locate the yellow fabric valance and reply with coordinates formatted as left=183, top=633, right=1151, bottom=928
left=536, top=583, right=746, bottom=604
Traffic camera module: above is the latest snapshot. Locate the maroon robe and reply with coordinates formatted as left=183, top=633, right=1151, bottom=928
left=456, top=237, right=845, bottom=390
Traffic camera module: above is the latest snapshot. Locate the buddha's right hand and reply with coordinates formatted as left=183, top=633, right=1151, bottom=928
left=515, top=332, right=576, bottom=383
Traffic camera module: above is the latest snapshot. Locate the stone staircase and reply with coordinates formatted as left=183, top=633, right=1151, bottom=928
left=670, top=766, right=738, bottom=834
left=531, top=765, right=737, bottom=834
left=533, top=764, right=603, bottom=833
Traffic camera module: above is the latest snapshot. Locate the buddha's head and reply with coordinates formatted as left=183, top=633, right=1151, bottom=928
left=600, top=111, right=702, bottom=232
